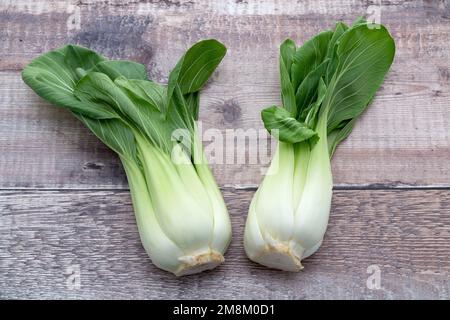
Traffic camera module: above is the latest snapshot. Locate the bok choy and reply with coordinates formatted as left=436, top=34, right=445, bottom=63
left=244, top=19, right=395, bottom=271
left=22, top=40, right=232, bottom=276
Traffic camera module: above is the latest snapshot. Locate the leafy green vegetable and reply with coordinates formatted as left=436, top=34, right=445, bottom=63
left=22, top=41, right=231, bottom=276
left=168, top=39, right=226, bottom=120
left=244, top=19, right=395, bottom=271
left=290, top=30, right=332, bottom=90
left=279, top=39, right=297, bottom=116
left=261, top=106, right=317, bottom=144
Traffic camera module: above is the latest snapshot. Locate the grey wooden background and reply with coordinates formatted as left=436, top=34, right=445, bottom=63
left=1, top=0, right=450, bottom=299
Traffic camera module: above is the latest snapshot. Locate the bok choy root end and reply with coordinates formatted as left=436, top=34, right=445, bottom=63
left=244, top=19, right=395, bottom=271
left=22, top=40, right=232, bottom=276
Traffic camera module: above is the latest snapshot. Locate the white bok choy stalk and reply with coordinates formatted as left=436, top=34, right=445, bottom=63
left=22, top=40, right=232, bottom=276
left=244, top=19, right=395, bottom=271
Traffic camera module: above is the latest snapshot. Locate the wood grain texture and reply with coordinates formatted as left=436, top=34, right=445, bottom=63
left=1, top=189, right=450, bottom=299
left=1, top=0, right=450, bottom=300
left=0, top=0, right=449, bottom=188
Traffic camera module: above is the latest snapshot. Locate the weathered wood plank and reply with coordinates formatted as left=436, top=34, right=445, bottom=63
left=1, top=0, right=449, bottom=71
left=1, top=189, right=449, bottom=299
left=0, top=1, right=449, bottom=188
left=2, top=65, right=450, bottom=188
left=2, top=0, right=448, bottom=18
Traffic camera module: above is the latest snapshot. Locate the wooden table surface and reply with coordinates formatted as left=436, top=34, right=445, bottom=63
left=1, top=0, right=450, bottom=299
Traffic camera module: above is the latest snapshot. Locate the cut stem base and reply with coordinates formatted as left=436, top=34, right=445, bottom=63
left=252, top=242, right=303, bottom=272
left=175, top=250, right=225, bottom=276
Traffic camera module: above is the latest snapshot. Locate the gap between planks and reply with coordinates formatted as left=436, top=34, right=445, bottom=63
left=1, top=184, right=450, bottom=192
